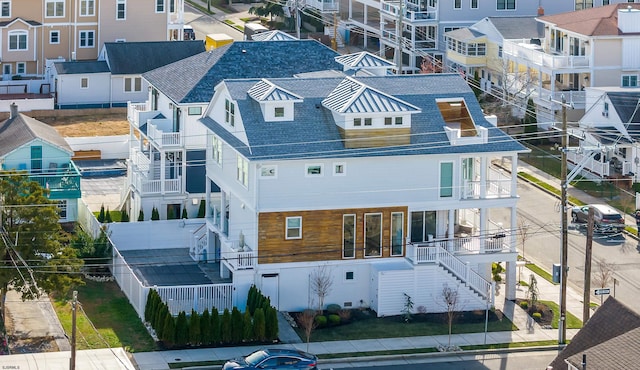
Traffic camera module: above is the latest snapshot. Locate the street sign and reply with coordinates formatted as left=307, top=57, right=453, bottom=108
left=594, top=288, right=611, bottom=296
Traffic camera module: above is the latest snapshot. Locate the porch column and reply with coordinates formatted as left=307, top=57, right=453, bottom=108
left=480, top=156, right=487, bottom=198
left=505, top=260, right=517, bottom=300
left=181, top=150, right=186, bottom=193
left=479, top=207, right=487, bottom=242
left=205, top=177, right=211, bottom=218
left=448, top=209, right=455, bottom=249
left=160, top=149, right=166, bottom=195
left=348, top=0, right=352, bottom=19
left=220, top=190, right=226, bottom=235
left=510, top=205, right=517, bottom=253
left=511, top=154, right=518, bottom=196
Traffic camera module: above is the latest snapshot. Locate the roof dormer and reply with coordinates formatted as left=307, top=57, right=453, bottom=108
left=322, top=77, right=421, bottom=148
left=335, top=51, right=396, bottom=76
left=248, top=79, right=303, bottom=122
left=437, top=98, right=488, bottom=145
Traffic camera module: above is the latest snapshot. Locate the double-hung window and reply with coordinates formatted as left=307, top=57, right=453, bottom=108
left=454, top=0, right=461, bottom=8
left=8, top=30, right=27, bottom=51
left=497, top=0, right=515, bottom=10
left=225, top=99, right=235, bottom=126
left=116, top=0, right=125, bottom=19
left=364, top=213, right=382, bottom=257
left=1, top=1, right=10, bottom=17
left=440, top=162, right=453, bottom=198
left=471, top=0, right=478, bottom=8
left=236, top=155, right=248, bottom=187
left=50, top=30, right=60, bottom=44
left=286, top=216, right=302, bottom=239
left=79, top=30, right=94, bottom=47
left=46, top=0, right=64, bottom=17
left=343, top=214, right=356, bottom=258
left=212, top=136, right=222, bottom=165
left=80, top=0, right=94, bottom=16
left=156, top=0, right=164, bottom=12
left=622, top=75, right=638, bottom=87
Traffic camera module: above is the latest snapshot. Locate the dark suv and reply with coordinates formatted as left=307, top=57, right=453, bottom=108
left=571, top=204, right=625, bottom=233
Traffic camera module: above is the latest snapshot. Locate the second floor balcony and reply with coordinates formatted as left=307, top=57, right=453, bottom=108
left=128, top=102, right=182, bottom=148
left=304, top=0, right=339, bottom=12
left=23, top=161, right=81, bottom=199
left=381, top=0, right=437, bottom=22
left=503, top=40, right=590, bottom=71
left=130, top=169, right=182, bottom=195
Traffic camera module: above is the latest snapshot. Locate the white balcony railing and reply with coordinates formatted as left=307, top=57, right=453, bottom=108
left=147, top=122, right=182, bottom=147
left=537, top=88, right=586, bottom=110
left=131, top=171, right=182, bottom=194
left=567, top=151, right=610, bottom=178
left=304, top=0, right=338, bottom=12
left=127, top=102, right=154, bottom=129
left=381, top=0, right=437, bottom=22
left=130, top=147, right=151, bottom=172
left=221, top=239, right=256, bottom=270
left=407, top=234, right=509, bottom=259
left=444, top=125, right=488, bottom=146
left=503, top=40, right=590, bottom=70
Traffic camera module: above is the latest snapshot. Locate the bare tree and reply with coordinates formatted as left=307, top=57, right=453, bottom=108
left=518, top=219, right=530, bottom=262
left=440, top=284, right=461, bottom=349
left=296, top=309, right=318, bottom=352
left=526, top=274, right=539, bottom=309
left=593, top=259, right=616, bottom=305
left=310, top=265, right=333, bottom=312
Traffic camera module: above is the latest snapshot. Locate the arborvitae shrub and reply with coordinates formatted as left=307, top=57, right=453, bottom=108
left=211, top=308, right=221, bottom=344
left=265, top=306, right=278, bottom=341
left=120, top=208, right=130, bottom=222
left=138, top=209, right=144, bottom=221
left=161, top=313, right=175, bottom=346
left=197, top=200, right=206, bottom=218
left=105, top=208, right=112, bottom=223
left=221, top=309, right=232, bottom=344
left=253, top=308, right=266, bottom=342
left=182, top=207, right=188, bottom=219
left=175, top=311, right=189, bottom=347
left=151, top=206, right=160, bottom=220
left=230, top=307, right=243, bottom=344
left=189, top=310, right=200, bottom=346
left=200, top=309, right=211, bottom=346
left=98, top=204, right=105, bottom=222
left=243, top=310, right=253, bottom=342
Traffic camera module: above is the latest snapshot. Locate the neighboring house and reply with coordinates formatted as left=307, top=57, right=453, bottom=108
left=123, top=40, right=346, bottom=221
left=197, top=72, right=527, bottom=315
left=52, top=41, right=205, bottom=108
left=503, top=4, right=640, bottom=126
left=52, top=61, right=111, bottom=109
left=565, top=87, right=640, bottom=185
left=342, top=0, right=630, bottom=73
left=548, top=297, right=640, bottom=370
left=0, top=103, right=81, bottom=222
left=445, top=16, right=544, bottom=95
left=0, top=0, right=186, bottom=102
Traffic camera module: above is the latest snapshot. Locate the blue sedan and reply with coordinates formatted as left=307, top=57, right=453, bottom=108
left=222, top=348, right=318, bottom=370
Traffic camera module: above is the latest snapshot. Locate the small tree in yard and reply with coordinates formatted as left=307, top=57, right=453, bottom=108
left=297, top=309, right=318, bottom=352
left=221, top=308, right=232, bottom=344
left=98, top=204, right=105, bottom=222
left=189, top=309, right=200, bottom=346
left=526, top=274, right=539, bottom=309
left=175, top=311, right=189, bottom=347
left=310, top=265, right=333, bottom=312
left=138, top=209, right=144, bottom=221
left=243, top=310, right=253, bottom=342
left=105, top=207, right=113, bottom=223
left=402, top=293, right=414, bottom=323
left=593, top=259, right=616, bottom=305
left=253, top=308, right=266, bottom=342
left=440, top=284, right=462, bottom=350
left=211, top=307, right=221, bottom=344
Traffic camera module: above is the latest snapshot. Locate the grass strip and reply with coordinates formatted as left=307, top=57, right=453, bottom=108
left=184, top=0, right=217, bottom=15
left=539, top=300, right=582, bottom=329
left=525, top=263, right=558, bottom=285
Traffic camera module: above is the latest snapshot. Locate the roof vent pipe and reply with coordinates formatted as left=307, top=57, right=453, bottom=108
left=10, top=102, right=18, bottom=119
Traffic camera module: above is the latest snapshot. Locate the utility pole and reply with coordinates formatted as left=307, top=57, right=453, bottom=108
left=70, top=290, right=77, bottom=370
left=583, top=207, right=593, bottom=324
left=559, top=95, right=568, bottom=345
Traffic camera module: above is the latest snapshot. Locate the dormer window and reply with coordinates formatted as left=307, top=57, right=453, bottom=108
left=274, top=107, right=284, bottom=117
left=225, top=99, right=235, bottom=126
left=248, top=79, right=303, bottom=122
left=364, top=118, right=372, bottom=126
left=354, top=118, right=361, bottom=126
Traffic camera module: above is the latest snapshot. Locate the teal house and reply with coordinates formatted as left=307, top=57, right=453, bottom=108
left=0, top=104, right=81, bottom=222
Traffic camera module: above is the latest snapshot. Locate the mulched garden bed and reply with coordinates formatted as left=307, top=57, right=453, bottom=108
left=515, top=299, right=554, bottom=327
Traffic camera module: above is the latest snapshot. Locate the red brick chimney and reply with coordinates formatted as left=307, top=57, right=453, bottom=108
left=538, top=6, right=544, bottom=16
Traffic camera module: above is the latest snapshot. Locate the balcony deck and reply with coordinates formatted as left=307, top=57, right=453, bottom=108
left=503, top=40, right=590, bottom=71
left=28, top=161, right=81, bottom=199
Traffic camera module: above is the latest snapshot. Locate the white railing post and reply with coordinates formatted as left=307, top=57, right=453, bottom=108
left=465, top=261, right=470, bottom=280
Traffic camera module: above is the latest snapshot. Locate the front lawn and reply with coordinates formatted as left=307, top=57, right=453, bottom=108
left=53, top=280, right=156, bottom=352
left=294, top=309, right=516, bottom=342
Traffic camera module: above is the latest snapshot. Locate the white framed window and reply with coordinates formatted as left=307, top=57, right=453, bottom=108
left=188, top=106, right=201, bottom=115
left=333, top=162, right=346, bottom=176
left=57, top=200, right=68, bottom=220
left=364, top=117, right=372, bottom=126
left=343, top=214, right=356, bottom=258
left=305, top=164, right=323, bottom=176
left=497, top=0, right=515, bottom=10
left=225, top=98, right=235, bottom=126
left=116, top=0, right=126, bottom=19
left=212, top=136, right=222, bottom=165
left=384, top=117, right=392, bottom=125
left=16, top=62, right=25, bottom=74
left=79, top=30, right=95, bottom=47
left=354, top=117, right=361, bottom=126
left=3, top=64, right=11, bottom=75
left=391, top=212, right=404, bottom=256
left=285, top=216, right=302, bottom=239
left=45, top=0, right=64, bottom=17
left=169, top=0, right=175, bottom=12
left=274, top=107, right=284, bottom=117
left=454, top=0, right=461, bottom=8
left=395, top=117, right=403, bottom=125
left=49, top=30, right=60, bottom=44
left=1, top=1, right=10, bottom=17
left=364, top=213, right=382, bottom=257
left=80, top=0, right=95, bottom=16
left=8, top=30, right=27, bottom=51
left=622, top=75, right=638, bottom=87
left=236, top=154, right=248, bottom=187
left=124, top=77, right=142, bottom=92
left=471, top=0, right=478, bottom=8
left=260, top=165, right=277, bottom=178
left=156, top=0, right=164, bottom=12
left=81, top=78, right=88, bottom=88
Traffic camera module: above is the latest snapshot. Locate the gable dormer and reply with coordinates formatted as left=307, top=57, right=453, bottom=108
left=322, top=77, right=421, bottom=149
left=335, top=51, right=395, bottom=76
left=248, top=79, right=303, bottom=122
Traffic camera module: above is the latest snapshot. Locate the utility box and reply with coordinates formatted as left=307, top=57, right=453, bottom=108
left=205, top=33, right=234, bottom=51
left=553, top=263, right=561, bottom=283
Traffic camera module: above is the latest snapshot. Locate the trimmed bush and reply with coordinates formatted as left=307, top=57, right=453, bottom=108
left=200, top=309, right=211, bottom=345
left=328, top=314, right=341, bottom=326
left=161, top=313, right=175, bottom=346
left=326, top=304, right=341, bottom=314
left=253, top=308, right=266, bottom=342
left=243, top=310, right=253, bottom=342
left=120, top=208, right=130, bottom=222
left=175, top=311, right=189, bottom=347
left=151, top=206, right=160, bottom=220
left=98, top=204, right=105, bottom=223
left=520, top=301, right=529, bottom=310
left=182, top=207, right=188, bottom=219
left=221, top=309, right=232, bottom=344
left=189, top=310, right=200, bottom=346
left=265, top=306, right=278, bottom=341
left=314, top=315, right=327, bottom=327
left=231, top=307, right=243, bottom=344
left=138, top=209, right=144, bottom=221
left=532, top=312, right=542, bottom=321
left=197, top=200, right=206, bottom=218
left=211, top=308, right=221, bottom=344
left=105, top=208, right=112, bottom=223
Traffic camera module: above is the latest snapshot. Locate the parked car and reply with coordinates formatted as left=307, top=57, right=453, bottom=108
left=222, top=348, right=318, bottom=370
left=570, top=204, right=625, bottom=233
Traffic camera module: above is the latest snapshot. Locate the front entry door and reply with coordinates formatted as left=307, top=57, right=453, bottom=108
left=260, top=273, right=279, bottom=309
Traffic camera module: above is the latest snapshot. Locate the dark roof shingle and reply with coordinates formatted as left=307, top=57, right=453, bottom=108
left=0, top=109, right=72, bottom=157
left=104, top=41, right=205, bottom=75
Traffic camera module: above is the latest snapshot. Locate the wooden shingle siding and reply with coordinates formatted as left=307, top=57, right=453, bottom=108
left=338, top=127, right=411, bottom=148
left=258, top=206, right=408, bottom=264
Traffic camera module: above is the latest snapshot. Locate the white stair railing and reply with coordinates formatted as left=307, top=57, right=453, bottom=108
left=435, top=245, right=492, bottom=301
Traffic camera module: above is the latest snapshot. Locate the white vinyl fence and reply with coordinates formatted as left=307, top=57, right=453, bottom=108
left=77, top=198, right=103, bottom=238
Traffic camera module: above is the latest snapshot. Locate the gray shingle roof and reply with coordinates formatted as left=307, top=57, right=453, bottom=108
left=143, top=40, right=342, bottom=104
left=487, top=16, right=545, bottom=39
left=548, top=297, right=640, bottom=370
left=565, top=326, right=640, bottom=369
left=608, top=91, right=640, bottom=140
left=0, top=109, right=72, bottom=157
left=200, top=73, right=526, bottom=161
left=104, top=41, right=205, bottom=75
left=54, top=61, right=110, bottom=75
